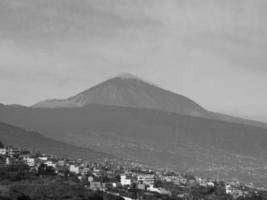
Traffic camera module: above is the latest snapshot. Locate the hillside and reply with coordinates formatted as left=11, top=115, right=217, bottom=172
left=0, top=104, right=267, bottom=185
left=0, top=121, right=110, bottom=160
left=32, top=75, right=267, bottom=128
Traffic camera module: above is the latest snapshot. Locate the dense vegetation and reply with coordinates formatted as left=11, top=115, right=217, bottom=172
left=0, top=175, right=123, bottom=200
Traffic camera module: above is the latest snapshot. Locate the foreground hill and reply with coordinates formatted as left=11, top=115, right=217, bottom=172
left=32, top=74, right=267, bottom=129
left=0, top=104, right=267, bottom=185
left=0, top=121, right=110, bottom=160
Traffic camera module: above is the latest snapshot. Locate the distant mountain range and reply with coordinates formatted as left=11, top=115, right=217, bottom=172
left=1, top=74, right=267, bottom=185
left=0, top=121, right=110, bottom=160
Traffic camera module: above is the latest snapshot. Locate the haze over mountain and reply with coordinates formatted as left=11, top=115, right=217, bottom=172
left=33, top=74, right=267, bottom=128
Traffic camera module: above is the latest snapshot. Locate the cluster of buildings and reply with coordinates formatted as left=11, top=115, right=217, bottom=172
left=0, top=145, right=266, bottom=200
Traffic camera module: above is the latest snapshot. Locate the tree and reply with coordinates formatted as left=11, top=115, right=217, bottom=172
left=37, top=164, right=55, bottom=176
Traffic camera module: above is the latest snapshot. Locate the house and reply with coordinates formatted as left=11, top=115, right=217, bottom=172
left=7, top=147, right=21, bottom=157
left=225, top=184, right=244, bottom=199
left=226, top=184, right=232, bottom=194
left=80, top=167, right=90, bottom=175
left=38, top=156, right=48, bottom=161
left=57, top=160, right=65, bottom=166
left=23, top=157, right=35, bottom=167
left=121, top=174, right=132, bottom=186
left=44, top=160, right=56, bottom=168
left=112, top=183, right=117, bottom=188
left=137, top=174, right=155, bottom=186
left=92, top=168, right=101, bottom=177
left=6, top=157, right=10, bottom=165
left=207, top=181, right=215, bottom=187
left=69, top=164, right=80, bottom=174
left=6, top=157, right=25, bottom=166
left=88, top=176, right=94, bottom=182
left=0, top=148, right=7, bottom=155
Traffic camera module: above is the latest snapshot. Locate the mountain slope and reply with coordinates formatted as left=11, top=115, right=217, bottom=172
left=33, top=75, right=209, bottom=118
left=1, top=104, right=267, bottom=185
left=0, top=121, right=110, bottom=160
left=32, top=74, right=267, bottom=128
left=2, top=104, right=267, bottom=156
left=2, top=74, right=267, bottom=184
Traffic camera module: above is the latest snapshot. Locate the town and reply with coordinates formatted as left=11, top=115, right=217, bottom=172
left=0, top=142, right=266, bottom=200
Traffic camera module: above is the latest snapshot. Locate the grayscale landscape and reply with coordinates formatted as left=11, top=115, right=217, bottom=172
left=0, top=1, right=267, bottom=199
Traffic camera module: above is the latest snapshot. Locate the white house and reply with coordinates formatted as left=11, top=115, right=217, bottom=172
left=112, top=183, right=117, bottom=188
left=137, top=174, right=155, bottom=186
left=45, top=160, right=56, bottom=168
left=225, top=184, right=243, bottom=199
left=207, top=181, right=215, bottom=187
left=0, top=148, right=7, bottom=155
left=38, top=156, right=48, bottom=161
left=120, top=174, right=132, bottom=186
left=69, top=165, right=80, bottom=174
left=5, top=157, right=10, bottom=165
left=88, top=176, right=94, bottom=182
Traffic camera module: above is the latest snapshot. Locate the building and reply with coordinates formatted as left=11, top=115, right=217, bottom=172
left=57, top=160, right=65, bottom=166
left=38, top=156, right=48, bottom=161
left=80, top=167, right=90, bottom=175
left=5, top=157, right=26, bottom=166
left=88, top=176, right=94, bottom=182
left=0, top=148, right=7, bottom=155
left=121, top=174, right=132, bottom=186
left=6, top=157, right=10, bottom=165
left=45, top=160, right=56, bottom=168
left=69, top=164, right=80, bottom=174
left=137, top=174, right=155, bottom=186
left=7, top=148, right=21, bottom=157
left=225, top=184, right=243, bottom=198
left=23, top=157, right=35, bottom=167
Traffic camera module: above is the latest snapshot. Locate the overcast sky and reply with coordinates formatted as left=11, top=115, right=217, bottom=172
left=0, top=0, right=267, bottom=122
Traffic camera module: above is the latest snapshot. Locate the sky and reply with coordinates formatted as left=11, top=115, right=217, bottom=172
left=0, top=0, right=267, bottom=122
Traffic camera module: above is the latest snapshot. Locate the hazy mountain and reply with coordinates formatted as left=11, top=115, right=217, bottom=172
left=0, top=120, right=110, bottom=160
left=33, top=74, right=267, bottom=128
left=1, top=75, right=267, bottom=184
left=0, top=104, right=267, bottom=185
left=33, top=74, right=208, bottom=118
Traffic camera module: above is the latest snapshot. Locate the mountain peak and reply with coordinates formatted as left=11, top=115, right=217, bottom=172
left=32, top=74, right=208, bottom=117
left=116, top=73, right=140, bottom=80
